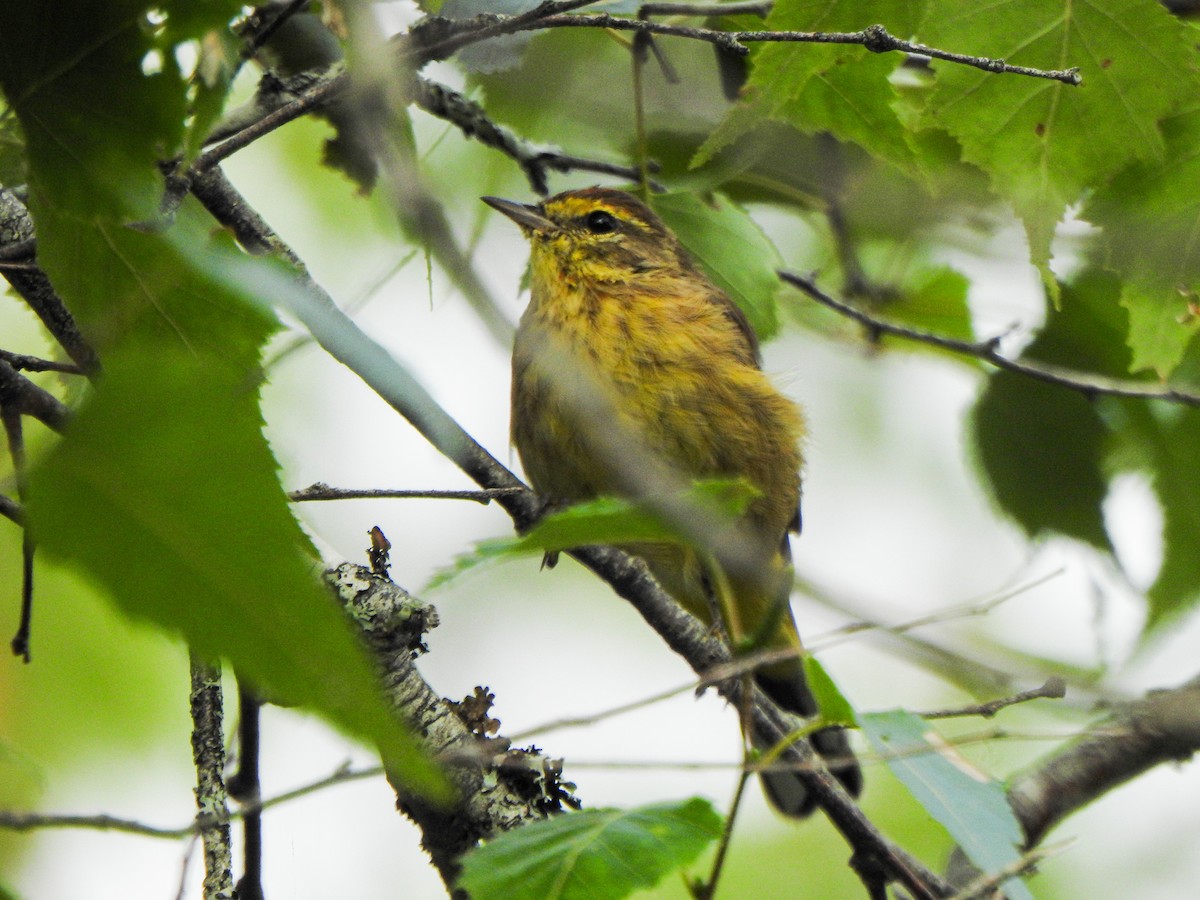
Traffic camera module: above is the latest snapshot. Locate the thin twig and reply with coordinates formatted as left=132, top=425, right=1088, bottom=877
left=781, top=271, right=1200, bottom=407
left=413, top=78, right=654, bottom=195
left=195, top=68, right=347, bottom=175
left=227, top=682, right=263, bottom=900
left=0, top=493, right=22, bottom=525
left=0, top=350, right=86, bottom=375
left=812, top=569, right=1065, bottom=651
left=432, top=14, right=1081, bottom=85
left=0, top=359, right=71, bottom=432
left=447, top=724, right=1116, bottom=772
left=288, top=482, right=525, bottom=505
left=696, top=767, right=751, bottom=900
left=948, top=840, right=1075, bottom=900
left=405, top=0, right=608, bottom=64
left=918, top=678, right=1068, bottom=720
left=508, top=679, right=699, bottom=741
left=0, top=811, right=193, bottom=839
left=0, top=718, right=1108, bottom=844
left=0, top=401, right=33, bottom=662
left=736, top=23, right=1081, bottom=83
left=0, top=764, right=389, bottom=840
left=640, top=2, right=772, bottom=16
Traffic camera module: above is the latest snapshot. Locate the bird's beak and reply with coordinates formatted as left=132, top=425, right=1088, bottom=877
left=482, top=196, right=556, bottom=234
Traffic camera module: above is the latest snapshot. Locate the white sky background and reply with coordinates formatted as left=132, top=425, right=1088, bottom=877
left=8, top=8, right=1200, bottom=898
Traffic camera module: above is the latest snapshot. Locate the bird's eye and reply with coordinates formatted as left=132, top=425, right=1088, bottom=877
left=584, top=210, right=619, bottom=234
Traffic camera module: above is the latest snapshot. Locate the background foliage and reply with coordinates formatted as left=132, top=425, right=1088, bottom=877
left=2, top=0, right=1199, bottom=897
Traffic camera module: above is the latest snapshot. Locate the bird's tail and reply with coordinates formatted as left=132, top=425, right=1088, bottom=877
left=753, top=667, right=862, bottom=817
left=635, top=541, right=863, bottom=817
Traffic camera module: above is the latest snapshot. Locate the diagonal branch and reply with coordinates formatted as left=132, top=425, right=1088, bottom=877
left=0, top=189, right=101, bottom=376
left=0, top=359, right=71, bottom=433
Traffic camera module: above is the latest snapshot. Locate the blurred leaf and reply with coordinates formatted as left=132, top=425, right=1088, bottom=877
left=803, top=656, right=856, bottom=727
left=184, top=28, right=241, bottom=157
left=476, top=30, right=634, bottom=150
left=0, top=0, right=178, bottom=218
left=1085, top=104, right=1200, bottom=377
left=1019, top=269, right=1133, bottom=376
left=442, top=0, right=542, bottom=74
left=921, top=0, right=1200, bottom=281
left=1113, top=403, right=1200, bottom=630
left=24, top=197, right=446, bottom=800
left=428, top=479, right=760, bottom=590
left=653, top=192, right=783, bottom=340
left=880, top=264, right=973, bottom=343
left=971, top=272, right=1135, bottom=549
left=457, top=799, right=723, bottom=900
left=860, top=710, right=1032, bottom=900
left=1144, top=409, right=1200, bottom=627
left=973, top=371, right=1110, bottom=548
left=0, top=113, right=24, bottom=186
left=0, top=0, right=241, bottom=219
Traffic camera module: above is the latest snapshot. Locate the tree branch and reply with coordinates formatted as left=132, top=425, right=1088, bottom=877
left=0, top=358, right=71, bottom=433
left=0, top=349, right=86, bottom=375
left=0, top=189, right=101, bottom=376
left=1009, top=673, right=1200, bottom=848
left=780, top=271, right=1200, bottom=408
left=188, top=653, right=234, bottom=900
left=328, top=563, right=574, bottom=894
left=406, top=9, right=1081, bottom=85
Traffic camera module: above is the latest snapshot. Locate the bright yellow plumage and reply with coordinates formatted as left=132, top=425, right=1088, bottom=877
left=486, top=187, right=860, bottom=815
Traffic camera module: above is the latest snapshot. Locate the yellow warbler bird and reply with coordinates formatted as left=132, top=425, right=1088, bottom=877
left=484, top=187, right=861, bottom=816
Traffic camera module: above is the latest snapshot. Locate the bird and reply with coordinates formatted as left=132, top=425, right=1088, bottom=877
left=483, top=186, right=862, bottom=816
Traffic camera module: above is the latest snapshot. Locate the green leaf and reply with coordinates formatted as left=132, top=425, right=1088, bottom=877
left=697, top=1, right=923, bottom=174
left=860, top=711, right=1032, bottom=900
left=803, top=656, right=857, bottom=728
left=23, top=197, right=446, bottom=800
left=921, top=0, right=1200, bottom=277
left=428, top=480, right=761, bottom=590
left=652, top=192, right=784, bottom=340
left=1085, top=104, right=1200, bottom=377
left=457, top=799, right=724, bottom=900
